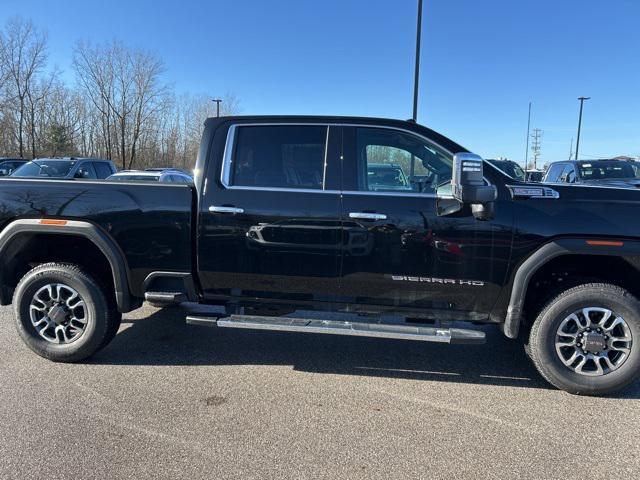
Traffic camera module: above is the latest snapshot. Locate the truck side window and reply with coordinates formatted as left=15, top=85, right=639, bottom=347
left=75, top=162, right=97, bottom=179
left=231, top=125, right=327, bottom=189
left=565, top=166, right=576, bottom=183
left=94, top=162, right=114, bottom=179
left=356, top=128, right=452, bottom=194
left=545, top=164, right=564, bottom=183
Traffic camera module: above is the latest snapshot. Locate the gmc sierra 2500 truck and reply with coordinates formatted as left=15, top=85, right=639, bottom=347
left=1, top=116, right=639, bottom=395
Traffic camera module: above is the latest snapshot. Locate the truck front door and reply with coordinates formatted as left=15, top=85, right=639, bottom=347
left=198, top=122, right=343, bottom=306
left=338, top=125, right=513, bottom=321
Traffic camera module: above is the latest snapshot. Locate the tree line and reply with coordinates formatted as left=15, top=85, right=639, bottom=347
left=0, top=17, right=240, bottom=170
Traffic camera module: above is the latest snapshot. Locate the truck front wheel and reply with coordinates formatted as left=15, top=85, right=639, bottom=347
left=13, top=263, right=120, bottom=362
left=529, top=283, right=640, bottom=395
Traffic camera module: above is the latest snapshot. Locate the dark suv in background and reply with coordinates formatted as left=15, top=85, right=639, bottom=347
left=487, top=159, right=526, bottom=182
left=10, top=157, right=117, bottom=180
left=543, top=159, right=640, bottom=188
left=0, top=158, right=27, bottom=176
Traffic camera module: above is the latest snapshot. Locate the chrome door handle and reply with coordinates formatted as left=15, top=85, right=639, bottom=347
left=349, top=212, right=387, bottom=221
left=209, top=206, right=244, bottom=214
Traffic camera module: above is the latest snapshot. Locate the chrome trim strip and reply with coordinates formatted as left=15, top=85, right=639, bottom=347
left=342, top=190, right=437, bottom=198
left=219, top=185, right=340, bottom=194
left=507, top=185, right=560, bottom=199
left=322, top=126, right=330, bottom=190
left=221, top=124, right=236, bottom=187
left=209, top=206, right=244, bottom=214
left=349, top=212, right=387, bottom=221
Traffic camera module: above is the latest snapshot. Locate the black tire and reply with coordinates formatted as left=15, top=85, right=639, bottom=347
left=529, top=282, right=640, bottom=395
left=13, top=263, right=119, bottom=362
left=99, top=310, right=122, bottom=350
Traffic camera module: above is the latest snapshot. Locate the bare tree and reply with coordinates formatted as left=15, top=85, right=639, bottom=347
left=129, top=49, right=166, bottom=168
left=73, top=41, right=168, bottom=169
left=0, top=17, right=242, bottom=168
left=25, top=71, right=57, bottom=158
left=0, top=17, right=48, bottom=158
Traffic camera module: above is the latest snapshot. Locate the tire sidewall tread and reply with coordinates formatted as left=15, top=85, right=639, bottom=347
left=529, top=282, right=640, bottom=395
left=13, top=262, right=115, bottom=362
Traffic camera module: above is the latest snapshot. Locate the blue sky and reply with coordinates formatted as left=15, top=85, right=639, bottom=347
left=2, top=0, right=639, bottom=164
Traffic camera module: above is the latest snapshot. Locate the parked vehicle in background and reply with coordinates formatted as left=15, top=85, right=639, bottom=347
left=106, top=168, right=193, bottom=183
left=0, top=158, right=28, bottom=176
left=487, top=159, right=526, bottom=182
left=10, top=158, right=116, bottom=180
left=367, top=163, right=411, bottom=191
left=2, top=115, right=640, bottom=396
left=525, top=170, right=545, bottom=182
left=543, top=159, right=640, bottom=188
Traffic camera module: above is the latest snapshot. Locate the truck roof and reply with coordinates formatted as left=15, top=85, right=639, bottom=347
left=204, top=115, right=468, bottom=155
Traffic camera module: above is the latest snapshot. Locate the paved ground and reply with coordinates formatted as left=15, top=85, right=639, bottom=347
left=1, top=303, right=639, bottom=480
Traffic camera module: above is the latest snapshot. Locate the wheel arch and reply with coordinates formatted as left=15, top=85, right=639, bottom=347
left=0, top=219, right=136, bottom=312
left=502, top=238, right=640, bottom=339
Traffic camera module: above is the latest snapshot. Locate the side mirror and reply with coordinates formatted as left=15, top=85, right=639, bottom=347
left=437, top=153, right=497, bottom=220
left=451, top=153, right=496, bottom=204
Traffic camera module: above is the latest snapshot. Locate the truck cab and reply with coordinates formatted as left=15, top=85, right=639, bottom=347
left=196, top=117, right=512, bottom=323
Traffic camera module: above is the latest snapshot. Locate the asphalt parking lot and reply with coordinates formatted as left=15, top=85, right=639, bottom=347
left=1, top=303, right=639, bottom=480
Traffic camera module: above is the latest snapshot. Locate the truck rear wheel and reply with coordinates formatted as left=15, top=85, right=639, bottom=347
left=13, top=263, right=120, bottom=362
left=528, top=283, right=640, bottom=395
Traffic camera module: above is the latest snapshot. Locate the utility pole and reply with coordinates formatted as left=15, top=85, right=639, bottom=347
left=211, top=98, right=222, bottom=118
left=575, top=96, right=590, bottom=160
left=525, top=102, right=531, bottom=173
left=412, top=0, right=423, bottom=121
left=530, top=128, right=543, bottom=171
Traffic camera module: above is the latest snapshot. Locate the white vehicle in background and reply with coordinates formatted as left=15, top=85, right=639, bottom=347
left=107, top=168, right=193, bottom=184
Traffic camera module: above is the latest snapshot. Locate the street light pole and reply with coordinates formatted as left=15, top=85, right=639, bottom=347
left=211, top=98, right=222, bottom=118
left=575, top=96, right=590, bottom=160
left=412, top=0, right=423, bottom=121
left=525, top=101, right=531, bottom=171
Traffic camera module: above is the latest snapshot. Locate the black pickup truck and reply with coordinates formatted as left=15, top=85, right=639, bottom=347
left=1, top=116, right=639, bottom=395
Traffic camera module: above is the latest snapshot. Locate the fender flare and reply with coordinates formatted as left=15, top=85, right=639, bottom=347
left=503, top=237, right=640, bottom=338
left=0, top=218, right=135, bottom=312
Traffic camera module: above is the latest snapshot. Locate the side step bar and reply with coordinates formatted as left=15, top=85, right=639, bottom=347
left=186, top=314, right=485, bottom=345
left=145, top=292, right=187, bottom=304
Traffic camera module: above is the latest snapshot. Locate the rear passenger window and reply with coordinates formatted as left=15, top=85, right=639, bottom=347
left=230, top=125, right=327, bottom=189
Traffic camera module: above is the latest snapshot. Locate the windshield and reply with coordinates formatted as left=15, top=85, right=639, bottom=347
left=579, top=162, right=638, bottom=180
left=488, top=160, right=526, bottom=181
left=12, top=160, right=75, bottom=178
left=109, top=175, right=160, bottom=182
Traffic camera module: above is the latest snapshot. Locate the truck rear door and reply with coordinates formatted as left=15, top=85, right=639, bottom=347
left=198, top=122, right=343, bottom=305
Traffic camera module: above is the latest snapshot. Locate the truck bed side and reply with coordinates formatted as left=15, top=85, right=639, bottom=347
left=0, top=178, right=194, bottom=301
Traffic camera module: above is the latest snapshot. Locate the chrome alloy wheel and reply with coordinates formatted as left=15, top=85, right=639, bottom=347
left=29, top=283, right=87, bottom=344
left=555, top=307, right=632, bottom=376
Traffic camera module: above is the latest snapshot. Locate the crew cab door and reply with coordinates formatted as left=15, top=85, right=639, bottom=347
left=338, top=125, right=513, bottom=320
left=198, top=123, right=343, bottom=305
